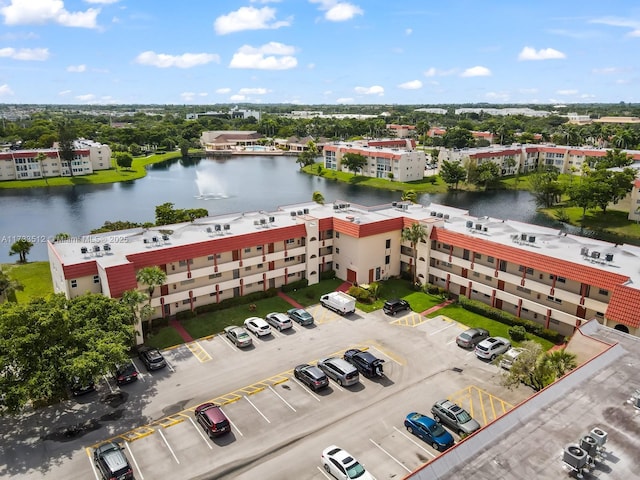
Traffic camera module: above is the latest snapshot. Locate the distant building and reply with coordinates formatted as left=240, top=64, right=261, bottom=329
left=454, top=107, right=551, bottom=117
left=323, top=142, right=425, bottom=182
left=0, top=140, right=111, bottom=182
left=386, top=124, right=416, bottom=138
left=567, top=112, right=592, bottom=124
left=414, top=108, right=448, bottom=114
left=200, top=131, right=263, bottom=153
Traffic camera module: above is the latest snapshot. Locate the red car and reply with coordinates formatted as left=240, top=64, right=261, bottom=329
left=194, top=403, right=231, bottom=438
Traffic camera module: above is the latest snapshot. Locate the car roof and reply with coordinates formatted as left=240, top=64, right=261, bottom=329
left=408, top=412, right=436, bottom=426
left=323, top=445, right=356, bottom=465
left=268, top=312, right=288, bottom=319
left=437, top=399, right=464, bottom=412
left=196, top=403, right=226, bottom=421
left=246, top=316, right=267, bottom=324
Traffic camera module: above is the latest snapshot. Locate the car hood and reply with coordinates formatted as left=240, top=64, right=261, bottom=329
left=461, top=418, right=482, bottom=434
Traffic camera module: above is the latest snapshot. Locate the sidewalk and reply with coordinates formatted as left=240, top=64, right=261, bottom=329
left=168, top=318, right=194, bottom=342
left=277, top=290, right=303, bottom=308
left=420, top=299, right=454, bottom=315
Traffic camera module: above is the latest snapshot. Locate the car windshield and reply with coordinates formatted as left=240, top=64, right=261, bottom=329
left=298, top=310, right=311, bottom=319
left=346, top=461, right=366, bottom=479
left=459, top=333, right=471, bottom=341
left=456, top=410, right=472, bottom=423
left=429, top=423, right=447, bottom=437
left=237, top=332, right=249, bottom=339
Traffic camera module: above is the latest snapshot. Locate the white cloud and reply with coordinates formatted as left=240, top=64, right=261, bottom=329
left=405, top=28, right=412, bottom=36
left=66, top=64, right=86, bottom=72
left=0, top=84, right=14, bottom=96
left=238, top=87, right=268, bottom=95
left=250, top=0, right=282, bottom=3
left=354, top=85, right=384, bottom=95
left=398, top=80, right=422, bottom=90
left=590, top=17, right=640, bottom=37
left=214, top=6, right=290, bottom=35
left=0, top=47, right=49, bottom=60
left=230, top=94, right=247, bottom=101
left=135, top=51, right=220, bottom=68
left=486, top=91, right=510, bottom=101
left=556, top=89, right=578, bottom=95
left=310, top=0, right=363, bottom=22
left=461, top=66, right=491, bottom=77
left=592, top=67, right=625, bottom=74
left=181, top=92, right=196, bottom=102
left=518, top=46, right=566, bottom=61
left=58, top=89, right=71, bottom=96
left=423, top=67, right=456, bottom=77
left=216, top=87, right=231, bottom=94
left=0, top=0, right=100, bottom=29
left=229, top=42, right=297, bottom=70
left=75, top=93, right=95, bottom=102
left=307, top=62, right=315, bottom=69
left=336, top=97, right=354, bottom=104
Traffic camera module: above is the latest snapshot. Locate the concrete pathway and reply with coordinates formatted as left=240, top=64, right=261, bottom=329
left=277, top=290, right=303, bottom=308
left=336, top=281, right=352, bottom=292
left=420, top=299, right=454, bottom=315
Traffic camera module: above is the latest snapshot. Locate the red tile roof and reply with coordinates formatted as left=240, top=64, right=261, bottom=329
left=606, top=284, right=640, bottom=328
left=431, top=228, right=629, bottom=291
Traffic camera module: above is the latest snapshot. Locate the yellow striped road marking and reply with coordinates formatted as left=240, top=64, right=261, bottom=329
left=155, top=414, right=186, bottom=428
left=118, top=425, right=155, bottom=443
left=447, top=385, right=514, bottom=426
left=364, top=340, right=406, bottom=366
left=185, top=340, right=212, bottom=363
left=390, top=312, right=427, bottom=327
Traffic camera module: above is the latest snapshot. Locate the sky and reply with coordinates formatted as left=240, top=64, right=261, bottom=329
left=0, top=0, right=639, bottom=106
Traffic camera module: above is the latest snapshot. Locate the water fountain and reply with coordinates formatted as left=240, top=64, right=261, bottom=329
left=195, top=168, right=228, bottom=200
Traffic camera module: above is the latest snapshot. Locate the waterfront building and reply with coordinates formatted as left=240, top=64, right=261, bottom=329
left=49, top=200, right=640, bottom=343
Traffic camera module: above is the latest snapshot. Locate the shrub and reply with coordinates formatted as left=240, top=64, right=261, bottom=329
left=509, top=325, right=527, bottom=342
left=348, top=286, right=372, bottom=303
left=319, top=270, right=336, bottom=281
left=281, top=279, right=308, bottom=293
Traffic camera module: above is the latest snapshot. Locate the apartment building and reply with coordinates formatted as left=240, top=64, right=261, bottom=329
left=323, top=142, right=425, bottom=182
left=386, top=124, right=416, bottom=138
left=0, top=140, right=111, bottom=181
left=439, top=145, right=640, bottom=175
left=48, top=200, right=640, bottom=343
left=200, top=130, right=263, bottom=153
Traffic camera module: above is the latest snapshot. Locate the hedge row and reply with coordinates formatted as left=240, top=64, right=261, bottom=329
left=458, top=296, right=564, bottom=343
left=174, top=288, right=280, bottom=320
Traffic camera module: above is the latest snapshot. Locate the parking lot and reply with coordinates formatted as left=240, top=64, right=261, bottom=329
left=0, top=305, right=532, bottom=480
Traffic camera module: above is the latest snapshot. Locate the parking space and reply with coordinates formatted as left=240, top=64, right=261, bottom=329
left=448, top=385, right=514, bottom=426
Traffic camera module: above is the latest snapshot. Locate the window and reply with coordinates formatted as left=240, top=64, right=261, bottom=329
left=517, top=286, right=532, bottom=294
left=385, top=239, right=391, bottom=248
left=557, top=276, right=566, bottom=283
left=244, top=248, right=251, bottom=253
left=71, top=280, right=77, bottom=288
left=473, top=271, right=480, bottom=277
left=257, top=263, right=263, bottom=268
left=208, top=273, right=222, bottom=279
left=335, top=247, right=340, bottom=254
left=598, top=289, right=609, bottom=296
left=285, top=238, right=295, bottom=244
left=179, top=259, right=193, bottom=267
left=182, top=299, right=190, bottom=305
left=474, top=253, right=482, bottom=260
left=285, top=256, right=295, bottom=262
left=518, top=266, right=534, bottom=274
left=180, top=279, right=195, bottom=285
left=207, top=255, right=214, bottom=261
left=441, top=243, right=450, bottom=250
left=335, top=264, right=340, bottom=270
left=93, top=275, right=100, bottom=284
left=335, top=232, right=340, bottom=238
left=485, top=275, right=493, bottom=281
left=487, top=256, right=494, bottom=263
left=257, top=246, right=263, bottom=251
left=385, top=255, right=390, bottom=265
left=245, top=266, right=251, bottom=271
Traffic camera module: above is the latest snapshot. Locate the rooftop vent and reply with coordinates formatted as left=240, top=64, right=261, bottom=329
left=206, top=227, right=213, bottom=233
left=563, top=444, right=587, bottom=471
left=93, top=245, right=101, bottom=252
left=476, top=224, right=483, bottom=230
left=579, top=435, right=597, bottom=458
left=223, top=224, right=230, bottom=230
left=291, top=211, right=297, bottom=217
left=520, top=233, right=527, bottom=241
left=580, top=247, right=589, bottom=256
left=436, top=212, right=444, bottom=218
left=605, top=253, right=614, bottom=262
left=162, top=234, right=170, bottom=241
left=152, top=236, right=158, bottom=243
left=214, top=224, right=221, bottom=231
left=430, top=211, right=437, bottom=216
left=443, top=214, right=450, bottom=220
left=303, top=208, right=309, bottom=214
left=81, top=246, right=88, bottom=254
left=143, top=238, right=149, bottom=244
left=103, top=244, right=111, bottom=252
left=297, top=210, right=303, bottom=215
left=254, top=220, right=260, bottom=226
left=269, top=216, right=275, bottom=223
left=591, top=251, right=601, bottom=259
left=528, top=236, right=536, bottom=243
left=466, top=220, right=474, bottom=228
left=260, top=218, right=266, bottom=225
left=589, top=428, right=607, bottom=448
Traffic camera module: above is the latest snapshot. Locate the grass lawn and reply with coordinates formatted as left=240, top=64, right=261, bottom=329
left=427, top=303, right=555, bottom=351
left=1, top=261, right=53, bottom=302
left=145, top=327, right=186, bottom=350
left=357, top=278, right=444, bottom=313
left=283, top=278, right=344, bottom=306
left=180, top=296, right=294, bottom=340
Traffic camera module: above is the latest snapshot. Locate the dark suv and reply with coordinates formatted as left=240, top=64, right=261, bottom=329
left=383, top=298, right=410, bottom=315
left=113, top=363, right=138, bottom=386
left=343, top=348, right=385, bottom=378
left=194, top=402, right=231, bottom=438
left=137, top=347, right=167, bottom=371
left=93, top=442, right=134, bottom=480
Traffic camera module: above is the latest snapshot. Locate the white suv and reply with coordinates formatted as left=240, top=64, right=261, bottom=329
left=244, top=317, right=272, bottom=336
left=475, top=336, right=511, bottom=360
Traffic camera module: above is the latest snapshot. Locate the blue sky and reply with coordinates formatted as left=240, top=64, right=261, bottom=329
left=0, top=0, right=639, bottom=105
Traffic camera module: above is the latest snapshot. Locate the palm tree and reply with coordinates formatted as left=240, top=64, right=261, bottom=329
left=312, top=191, right=325, bottom=204
left=36, top=152, right=48, bottom=185
left=121, top=289, right=153, bottom=342
left=9, top=239, right=33, bottom=263
left=136, top=266, right=167, bottom=333
left=546, top=349, right=577, bottom=377
left=401, top=222, right=428, bottom=286
left=401, top=190, right=417, bottom=203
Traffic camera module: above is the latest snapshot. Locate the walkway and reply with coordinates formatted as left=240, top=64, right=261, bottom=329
left=420, top=299, right=454, bottom=315
left=168, top=318, right=194, bottom=343
left=336, top=281, right=352, bottom=292
left=277, top=290, right=303, bottom=309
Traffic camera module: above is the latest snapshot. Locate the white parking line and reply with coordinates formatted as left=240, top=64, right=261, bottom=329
left=291, top=377, right=321, bottom=402
left=220, top=336, right=237, bottom=351
left=369, top=438, right=411, bottom=473
left=244, top=395, right=271, bottom=423
left=328, top=380, right=345, bottom=392
left=188, top=416, right=213, bottom=449
left=429, top=323, right=455, bottom=336
left=393, top=426, right=436, bottom=458
left=219, top=407, right=243, bottom=436
left=268, top=385, right=296, bottom=412
left=131, top=359, right=145, bottom=382
left=446, top=339, right=456, bottom=345
left=125, top=442, right=144, bottom=480
left=158, top=429, right=180, bottom=464
left=102, top=375, right=116, bottom=393
left=87, top=451, right=100, bottom=480
left=369, top=346, right=402, bottom=366
left=165, top=359, right=175, bottom=373
left=317, top=465, right=333, bottom=479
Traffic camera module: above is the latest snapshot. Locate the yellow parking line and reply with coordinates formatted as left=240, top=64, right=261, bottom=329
left=155, top=415, right=186, bottom=428
left=119, top=426, right=155, bottom=443
left=186, top=340, right=212, bottom=363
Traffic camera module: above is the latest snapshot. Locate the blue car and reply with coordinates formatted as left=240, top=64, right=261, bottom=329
left=287, top=308, right=314, bottom=326
left=404, top=412, right=455, bottom=451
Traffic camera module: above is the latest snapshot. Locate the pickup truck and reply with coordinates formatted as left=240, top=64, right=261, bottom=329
left=320, top=291, right=356, bottom=315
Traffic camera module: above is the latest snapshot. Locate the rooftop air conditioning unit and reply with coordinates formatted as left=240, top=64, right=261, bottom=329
left=392, top=201, right=398, bottom=207
left=579, top=435, right=597, bottom=458
left=206, top=227, right=213, bottom=233
left=93, top=245, right=101, bottom=252
left=303, top=208, right=309, bottom=214
left=430, top=211, right=437, bottom=216
left=466, top=221, right=474, bottom=228
left=254, top=220, right=260, bottom=226
left=214, top=224, right=221, bottom=231
left=333, top=205, right=339, bottom=210
left=528, top=236, right=535, bottom=243
left=223, top=224, right=230, bottom=230
left=563, top=444, right=587, bottom=470
left=81, top=246, right=88, bottom=254
left=297, top=210, right=303, bottom=215
left=103, top=244, right=111, bottom=252
left=605, top=253, right=614, bottom=262
left=591, top=251, right=600, bottom=259
left=162, top=234, right=170, bottom=241
left=436, top=212, right=444, bottom=218
left=580, top=247, right=589, bottom=256
left=589, top=428, right=607, bottom=448
left=520, top=233, right=527, bottom=241
left=143, top=238, right=149, bottom=244
left=443, top=214, right=450, bottom=220
left=476, top=224, right=483, bottom=230
left=260, top=218, right=266, bottom=225
left=269, top=216, right=275, bottom=223
left=291, top=211, right=297, bottom=217
left=483, top=227, right=488, bottom=232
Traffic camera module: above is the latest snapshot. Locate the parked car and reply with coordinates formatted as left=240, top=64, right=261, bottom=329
left=317, top=357, right=359, bottom=387
left=194, top=402, right=231, bottom=438
left=287, top=307, right=314, bottom=326
left=383, top=298, right=410, bottom=315
left=499, top=347, right=526, bottom=370
left=294, top=363, right=329, bottom=391
left=137, top=346, right=167, bottom=371
left=265, top=312, right=293, bottom=331
left=431, top=399, right=481, bottom=436
left=475, top=336, right=511, bottom=361
left=113, top=362, right=138, bottom=386
left=70, top=376, right=96, bottom=396
left=224, top=325, right=253, bottom=348
left=343, top=348, right=385, bottom=378
left=404, top=412, right=455, bottom=451
left=456, top=327, right=490, bottom=349
left=93, top=441, right=134, bottom=480
left=321, top=445, right=376, bottom=480
left=244, top=316, right=272, bottom=336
